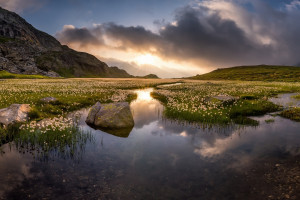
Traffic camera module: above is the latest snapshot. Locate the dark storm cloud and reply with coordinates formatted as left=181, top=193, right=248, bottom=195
left=103, top=23, right=162, bottom=51
left=157, top=6, right=271, bottom=65
left=56, top=0, right=300, bottom=67
left=56, top=25, right=103, bottom=47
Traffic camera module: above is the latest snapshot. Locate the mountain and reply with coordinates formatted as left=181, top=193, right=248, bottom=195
left=190, top=65, right=300, bottom=82
left=0, top=7, right=132, bottom=78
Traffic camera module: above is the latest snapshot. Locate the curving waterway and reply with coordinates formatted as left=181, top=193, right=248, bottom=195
left=0, top=88, right=299, bottom=199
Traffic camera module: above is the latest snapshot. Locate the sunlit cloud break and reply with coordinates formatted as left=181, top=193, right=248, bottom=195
left=56, top=0, right=300, bottom=78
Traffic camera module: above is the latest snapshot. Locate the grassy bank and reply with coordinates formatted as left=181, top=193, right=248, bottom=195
left=0, top=118, right=94, bottom=160
left=0, top=70, right=49, bottom=79
left=1, top=79, right=300, bottom=128
left=152, top=81, right=300, bottom=125
left=191, top=65, right=300, bottom=82
left=280, top=108, right=300, bottom=122
left=0, top=79, right=178, bottom=120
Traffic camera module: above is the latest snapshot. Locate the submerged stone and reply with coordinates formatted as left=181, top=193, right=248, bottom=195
left=0, top=104, right=31, bottom=126
left=86, top=102, right=134, bottom=130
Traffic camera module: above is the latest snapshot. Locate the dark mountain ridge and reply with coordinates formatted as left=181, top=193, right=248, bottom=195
left=0, top=7, right=132, bottom=78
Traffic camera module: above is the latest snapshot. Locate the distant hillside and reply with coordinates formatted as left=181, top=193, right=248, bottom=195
left=135, top=74, right=160, bottom=79
left=0, top=7, right=132, bottom=78
left=191, top=65, right=300, bottom=82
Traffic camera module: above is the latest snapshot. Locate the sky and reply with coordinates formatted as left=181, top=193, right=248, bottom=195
left=0, top=0, right=300, bottom=78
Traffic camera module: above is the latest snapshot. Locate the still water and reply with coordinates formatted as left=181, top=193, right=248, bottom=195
left=0, top=89, right=299, bottom=200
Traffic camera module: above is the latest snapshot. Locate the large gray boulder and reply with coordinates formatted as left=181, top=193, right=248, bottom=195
left=86, top=102, right=102, bottom=125
left=0, top=104, right=31, bottom=126
left=86, top=102, right=134, bottom=129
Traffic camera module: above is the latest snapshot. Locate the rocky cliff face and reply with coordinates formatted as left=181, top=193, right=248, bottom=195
left=0, top=7, right=132, bottom=78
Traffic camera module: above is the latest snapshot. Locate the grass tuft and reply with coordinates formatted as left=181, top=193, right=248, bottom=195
left=280, top=108, right=300, bottom=122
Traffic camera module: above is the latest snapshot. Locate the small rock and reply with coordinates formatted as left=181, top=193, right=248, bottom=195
left=40, top=97, right=58, bottom=103
left=212, top=95, right=236, bottom=102
left=0, top=104, right=31, bottom=126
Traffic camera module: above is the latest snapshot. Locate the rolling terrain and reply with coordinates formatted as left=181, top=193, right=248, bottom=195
left=191, top=65, right=300, bottom=82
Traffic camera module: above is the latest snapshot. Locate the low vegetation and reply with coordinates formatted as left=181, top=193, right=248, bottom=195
left=0, top=70, right=49, bottom=79
left=152, top=81, right=300, bottom=125
left=1, top=78, right=300, bottom=157
left=0, top=117, right=94, bottom=160
left=191, top=65, right=300, bottom=82
left=0, top=78, right=178, bottom=156
left=280, top=108, right=300, bottom=122
left=0, top=78, right=178, bottom=119
left=292, top=94, right=300, bottom=99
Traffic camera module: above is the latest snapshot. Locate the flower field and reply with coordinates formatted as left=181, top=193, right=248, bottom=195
left=152, top=80, right=300, bottom=124
left=0, top=78, right=177, bottom=119
left=1, top=78, right=300, bottom=158
left=0, top=78, right=178, bottom=157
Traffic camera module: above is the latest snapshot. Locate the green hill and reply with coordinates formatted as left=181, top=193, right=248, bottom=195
left=191, top=65, right=300, bottom=82
left=135, top=74, right=160, bottom=79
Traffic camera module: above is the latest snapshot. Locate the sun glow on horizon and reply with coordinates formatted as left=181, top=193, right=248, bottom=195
left=63, top=42, right=208, bottom=77
left=134, top=54, right=159, bottom=66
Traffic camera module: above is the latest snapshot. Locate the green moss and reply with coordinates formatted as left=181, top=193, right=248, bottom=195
left=292, top=94, right=300, bottom=100
left=28, top=108, right=42, bottom=120
left=228, top=100, right=280, bottom=118
left=151, top=92, right=168, bottom=104
left=280, top=108, right=300, bottom=122
left=0, top=123, right=94, bottom=160
left=152, top=81, right=285, bottom=125
left=265, top=119, right=275, bottom=123
left=153, top=92, right=280, bottom=125
left=0, top=70, right=49, bottom=79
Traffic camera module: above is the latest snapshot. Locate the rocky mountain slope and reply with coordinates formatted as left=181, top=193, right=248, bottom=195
left=0, top=7, right=132, bottom=78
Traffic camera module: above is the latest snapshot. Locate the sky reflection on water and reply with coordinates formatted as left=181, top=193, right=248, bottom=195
left=0, top=89, right=299, bottom=199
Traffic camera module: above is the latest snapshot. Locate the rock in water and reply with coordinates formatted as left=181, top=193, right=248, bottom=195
left=0, top=104, right=31, bottom=126
left=86, top=102, right=102, bottom=125
left=86, top=102, right=134, bottom=129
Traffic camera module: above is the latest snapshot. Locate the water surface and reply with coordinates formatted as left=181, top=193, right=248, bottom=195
left=0, top=88, right=299, bottom=200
